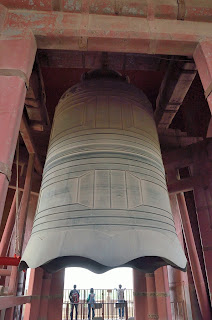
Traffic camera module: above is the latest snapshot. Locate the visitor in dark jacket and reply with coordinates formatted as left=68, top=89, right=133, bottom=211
left=69, top=285, right=80, bottom=320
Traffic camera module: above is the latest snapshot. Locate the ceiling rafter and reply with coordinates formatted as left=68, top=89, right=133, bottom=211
left=38, top=50, right=168, bottom=72
left=154, top=59, right=197, bottom=130
left=25, top=58, right=50, bottom=132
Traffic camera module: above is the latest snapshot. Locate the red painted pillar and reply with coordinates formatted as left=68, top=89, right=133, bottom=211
left=192, top=148, right=212, bottom=305
left=133, top=269, right=147, bottom=320
left=193, top=41, right=212, bottom=113
left=17, top=154, right=35, bottom=255
left=146, top=273, right=158, bottom=320
left=0, top=33, right=36, bottom=223
left=167, top=162, right=199, bottom=320
left=186, top=263, right=203, bottom=320
left=4, top=154, right=35, bottom=320
left=168, top=178, right=187, bottom=317
left=38, top=272, right=52, bottom=320
left=168, top=193, right=194, bottom=318
left=154, top=267, right=172, bottom=320
left=22, top=194, right=38, bottom=252
left=193, top=41, right=212, bottom=138
left=0, top=190, right=20, bottom=256
left=47, top=269, right=65, bottom=320
left=14, top=194, right=38, bottom=320
left=177, top=193, right=212, bottom=320
left=23, top=268, right=44, bottom=320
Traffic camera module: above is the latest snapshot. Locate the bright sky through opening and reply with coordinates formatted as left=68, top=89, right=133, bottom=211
left=64, top=267, right=133, bottom=289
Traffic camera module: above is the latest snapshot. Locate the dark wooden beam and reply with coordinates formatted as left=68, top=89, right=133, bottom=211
left=36, top=56, right=50, bottom=127
left=168, top=177, right=195, bottom=194
left=162, top=139, right=212, bottom=169
left=162, top=146, right=193, bottom=169
left=20, top=115, right=43, bottom=175
left=25, top=58, right=50, bottom=131
left=38, top=50, right=168, bottom=71
left=154, top=60, right=197, bottom=129
left=0, top=295, right=32, bottom=310
left=8, top=185, right=39, bottom=196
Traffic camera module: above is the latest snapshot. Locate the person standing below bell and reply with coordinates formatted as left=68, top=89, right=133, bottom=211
left=87, top=288, right=96, bottom=320
left=115, top=284, right=126, bottom=318
left=69, top=284, right=80, bottom=320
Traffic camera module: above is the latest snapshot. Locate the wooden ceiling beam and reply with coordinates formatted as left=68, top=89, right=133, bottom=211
left=167, top=177, right=195, bottom=194
left=162, top=139, right=212, bottom=170
left=0, top=295, right=32, bottom=310
left=38, top=50, right=168, bottom=72
left=162, top=147, right=193, bottom=169
left=2, top=1, right=212, bottom=23
left=36, top=57, right=50, bottom=127
left=154, top=60, right=197, bottom=130
left=25, top=58, right=50, bottom=131
left=4, top=10, right=212, bottom=55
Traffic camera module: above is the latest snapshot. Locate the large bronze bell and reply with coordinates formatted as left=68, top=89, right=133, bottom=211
left=21, top=70, right=186, bottom=273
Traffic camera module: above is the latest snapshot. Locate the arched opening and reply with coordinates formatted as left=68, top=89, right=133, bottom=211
left=63, top=267, right=133, bottom=319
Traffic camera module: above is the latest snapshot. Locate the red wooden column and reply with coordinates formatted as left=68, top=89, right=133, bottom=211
left=5, top=154, right=35, bottom=295
left=16, top=194, right=38, bottom=320
left=194, top=41, right=212, bottom=113
left=23, top=268, right=44, bottom=320
left=4, top=155, right=35, bottom=320
left=17, top=154, right=35, bottom=255
left=0, top=32, right=36, bottom=223
left=186, top=263, right=203, bottom=320
left=154, top=267, right=172, bottom=320
left=167, top=172, right=188, bottom=318
left=192, top=147, right=212, bottom=305
left=146, top=273, right=158, bottom=320
left=38, top=272, right=52, bottom=320
left=0, top=190, right=20, bottom=256
left=167, top=162, right=196, bottom=320
left=177, top=193, right=212, bottom=320
left=47, top=269, right=65, bottom=320
left=133, top=269, right=147, bottom=320
left=22, top=194, right=38, bottom=252
left=193, top=41, right=212, bottom=137
left=168, top=194, right=193, bottom=318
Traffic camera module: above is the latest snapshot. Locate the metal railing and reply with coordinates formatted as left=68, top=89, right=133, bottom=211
left=63, top=289, right=134, bottom=320
left=63, top=289, right=133, bottom=303
left=62, top=302, right=129, bottom=320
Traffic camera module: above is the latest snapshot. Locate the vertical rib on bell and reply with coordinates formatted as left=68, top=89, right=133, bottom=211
left=20, top=70, right=187, bottom=273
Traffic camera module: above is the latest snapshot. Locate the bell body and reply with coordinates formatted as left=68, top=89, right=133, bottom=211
left=21, top=72, right=186, bottom=273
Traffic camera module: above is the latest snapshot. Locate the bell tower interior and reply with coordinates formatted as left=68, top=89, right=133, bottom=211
left=0, top=2, right=212, bottom=320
